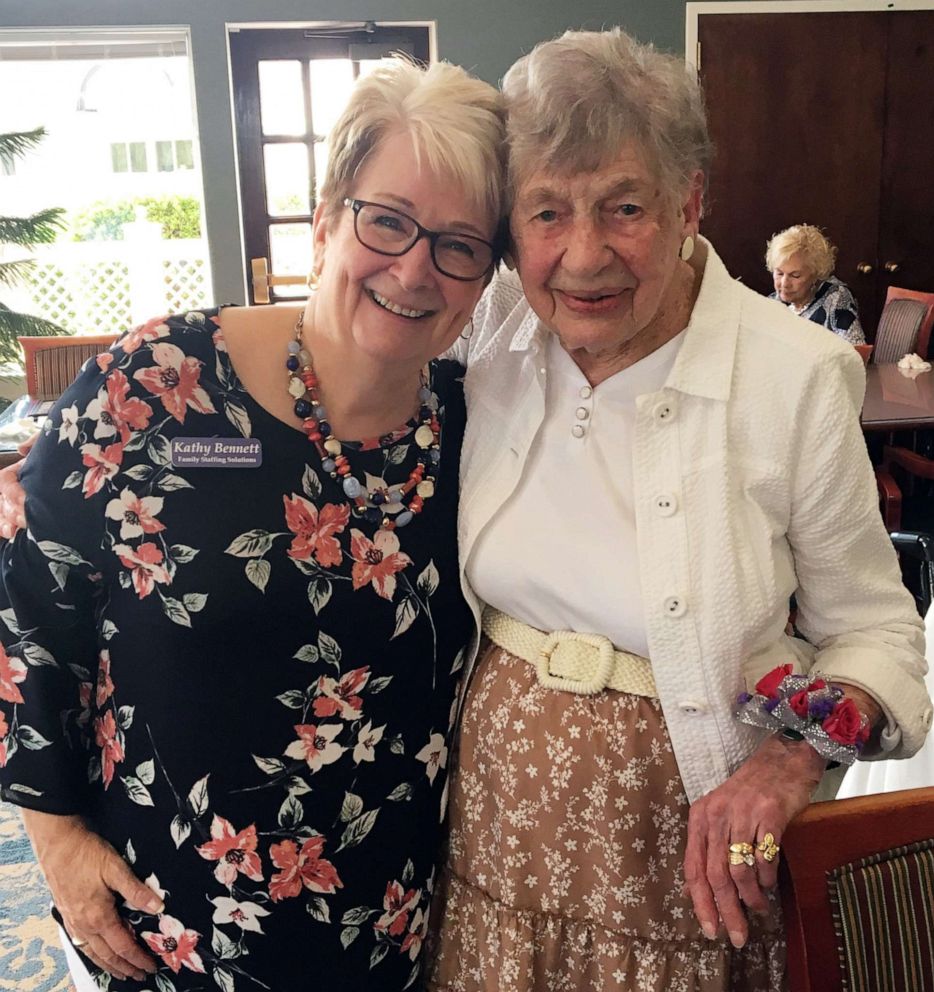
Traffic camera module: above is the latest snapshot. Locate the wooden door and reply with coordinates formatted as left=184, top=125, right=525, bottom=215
left=698, top=12, right=887, bottom=326
left=228, top=27, right=430, bottom=305
left=877, top=12, right=934, bottom=299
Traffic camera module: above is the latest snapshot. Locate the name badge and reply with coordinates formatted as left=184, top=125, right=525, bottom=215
left=171, top=437, right=263, bottom=468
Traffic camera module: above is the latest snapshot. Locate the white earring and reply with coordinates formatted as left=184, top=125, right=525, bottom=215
left=679, top=235, right=695, bottom=262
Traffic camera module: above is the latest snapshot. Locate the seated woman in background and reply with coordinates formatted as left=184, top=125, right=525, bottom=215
left=766, top=224, right=866, bottom=344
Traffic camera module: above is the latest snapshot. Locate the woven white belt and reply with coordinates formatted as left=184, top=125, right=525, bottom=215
left=481, top=607, right=657, bottom=697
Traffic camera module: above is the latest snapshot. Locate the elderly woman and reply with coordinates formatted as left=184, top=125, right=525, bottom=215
left=0, top=59, right=505, bottom=992
left=766, top=224, right=866, bottom=344
left=427, top=29, right=928, bottom=991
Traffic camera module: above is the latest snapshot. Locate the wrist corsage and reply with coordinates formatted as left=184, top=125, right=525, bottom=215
left=734, top=663, right=871, bottom=766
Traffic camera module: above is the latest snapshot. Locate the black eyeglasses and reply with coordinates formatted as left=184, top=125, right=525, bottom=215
left=343, top=198, right=496, bottom=282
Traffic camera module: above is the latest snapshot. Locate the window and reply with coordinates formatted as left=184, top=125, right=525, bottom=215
left=0, top=28, right=213, bottom=333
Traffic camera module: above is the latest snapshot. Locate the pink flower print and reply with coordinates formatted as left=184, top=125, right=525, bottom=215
left=80, top=441, right=123, bottom=498
left=350, top=529, right=412, bottom=600
left=313, top=666, right=371, bottom=720
left=84, top=369, right=153, bottom=444
left=141, top=915, right=205, bottom=974
left=211, top=326, right=227, bottom=352
left=96, top=352, right=114, bottom=373
left=93, top=710, right=124, bottom=788
left=269, top=835, right=343, bottom=903
left=95, top=650, right=114, bottom=707
left=0, top=711, right=9, bottom=767
left=0, top=645, right=27, bottom=704
left=113, top=542, right=171, bottom=599
left=196, top=815, right=263, bottom=886
left=210, top=896, right=270, bottom=934
left=132, top=342, right=215, bottom=423
left=283, top=495, right=349, bottom=568
left=353, top=720, right=386, bottom=765
left=120, top=315, right=171, bottom=355
left=374, top=880, right=420, bottom=937
left=401, top=906, right=428, bottom=961
left=105, top=488, right=165, bottom=541
left=284, top=723, right=346, bottom=773
left=77, top=681, right=92, bottom=728
left=415, top=732, right=448, bottom=785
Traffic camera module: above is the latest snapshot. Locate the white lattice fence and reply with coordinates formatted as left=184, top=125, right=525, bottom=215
left=162, top=257, right=209, bottom=315
left=18, top=239, right=212, bottom=335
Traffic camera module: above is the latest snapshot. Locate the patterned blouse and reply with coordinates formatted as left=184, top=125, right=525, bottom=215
left=770, top=275, right=866, bottom=345
left=0, top=310, right=472, bottom=992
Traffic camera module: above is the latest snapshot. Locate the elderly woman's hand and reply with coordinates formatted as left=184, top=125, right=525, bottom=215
left=22, top=808, right=162, bottom=981
left=0, top=433, right=34, bottom=539
left=682, top=731, right=826, bottom=948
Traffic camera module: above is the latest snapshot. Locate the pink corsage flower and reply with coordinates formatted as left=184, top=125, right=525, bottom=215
left=754, top=663, right=794, bottom=698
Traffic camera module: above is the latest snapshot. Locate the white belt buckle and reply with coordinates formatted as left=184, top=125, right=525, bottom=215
left=535, top=630, right=615, bottom=695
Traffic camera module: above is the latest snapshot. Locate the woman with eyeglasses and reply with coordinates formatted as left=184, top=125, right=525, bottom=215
left=0, top=59, right=504, bottom=992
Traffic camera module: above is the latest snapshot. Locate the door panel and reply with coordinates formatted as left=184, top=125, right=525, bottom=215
left=698, top=12, right=888, bottom=327
left=878, top=11, right=934, bottom=297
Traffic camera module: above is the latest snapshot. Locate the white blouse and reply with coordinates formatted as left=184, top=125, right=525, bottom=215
left=467, top=331, right=684, bottom=658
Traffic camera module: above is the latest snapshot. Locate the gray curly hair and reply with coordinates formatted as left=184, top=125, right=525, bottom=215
left=501, top=27, right=713, bottom=208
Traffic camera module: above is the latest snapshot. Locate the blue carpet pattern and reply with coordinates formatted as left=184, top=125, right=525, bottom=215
left=0, top=802, right=75, bottom=992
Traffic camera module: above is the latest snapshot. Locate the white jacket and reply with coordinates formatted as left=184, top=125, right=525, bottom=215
left=451, top=240, right=931, bottom=804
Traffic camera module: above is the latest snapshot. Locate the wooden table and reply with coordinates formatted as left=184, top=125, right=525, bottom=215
left=861, top=364, right=934, bottom=431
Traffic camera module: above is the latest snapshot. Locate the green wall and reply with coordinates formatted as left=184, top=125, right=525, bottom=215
left=0, top=0, right=692, bottom=302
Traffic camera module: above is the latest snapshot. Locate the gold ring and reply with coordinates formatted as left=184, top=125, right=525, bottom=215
left=728, top=841, right=756, bottom=867
left=756, top=832, right=781, bottom=863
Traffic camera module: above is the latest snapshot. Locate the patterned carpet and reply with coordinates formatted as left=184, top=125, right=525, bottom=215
left=0, top=802, right=75, bottom=992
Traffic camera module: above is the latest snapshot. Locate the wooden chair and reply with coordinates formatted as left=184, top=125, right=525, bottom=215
left=19, top=334, right=118, bottom=416
left=886, top=286, right=934, bottom=360
left=873, top=287, right=934, bottom=364
left=779, top=786, right=934, bottom=992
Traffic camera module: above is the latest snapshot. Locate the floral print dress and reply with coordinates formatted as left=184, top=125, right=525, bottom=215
left=0, top=310, right=472, bottom=992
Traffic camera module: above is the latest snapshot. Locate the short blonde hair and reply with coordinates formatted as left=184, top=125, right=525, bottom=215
left=319, top=58, right=506, bottom=227
left=501, top=28, right=713, bottom=208
left=765, top=224, right=837, bottom=282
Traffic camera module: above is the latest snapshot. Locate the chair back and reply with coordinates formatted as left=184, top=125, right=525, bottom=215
left=879, top=286, right=934, bottom=360
left=779, top=786, right=934, bottom=992
left=873, top=298, right=930, bottom=364
left=19, top=335, right=118, bottom=413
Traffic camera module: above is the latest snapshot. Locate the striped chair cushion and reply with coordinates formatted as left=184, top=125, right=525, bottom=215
left=829, top=838, right=934, bottom=992
left=874, top=298, right=928, bottom=364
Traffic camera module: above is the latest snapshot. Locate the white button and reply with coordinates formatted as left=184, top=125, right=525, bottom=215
left=580, top=386, right=593, bottom=399
left=540, top=367, right=547, bottom=375
left=654, top=493, right=678, bottom=516
left=571, top=424, right=586, bottom=438
left=575, top=406, right=590, bottom=420
left=663, top=595, right=687, bottom=617
left=653, top=400, right=677, bottom=422
left=678, top=700, right=708, bottom=715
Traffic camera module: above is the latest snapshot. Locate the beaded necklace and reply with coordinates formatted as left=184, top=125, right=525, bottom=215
left=286, top=312, right=441, bottom=530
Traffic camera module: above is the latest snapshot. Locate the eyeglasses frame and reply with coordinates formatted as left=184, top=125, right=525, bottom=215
left=342, top=197, right=496, bottom=282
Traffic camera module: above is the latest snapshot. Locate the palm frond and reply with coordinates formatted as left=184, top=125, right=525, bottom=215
left=0, top=128, right=47, bottom=170
left=0, top=259, right=37, bottom=288
left=0, top=209, right=66, bottom=248
left=0, top=302, right=65, bottom=363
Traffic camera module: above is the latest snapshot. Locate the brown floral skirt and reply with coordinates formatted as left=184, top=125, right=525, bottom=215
left=428, top=636, right=786, bottom=992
